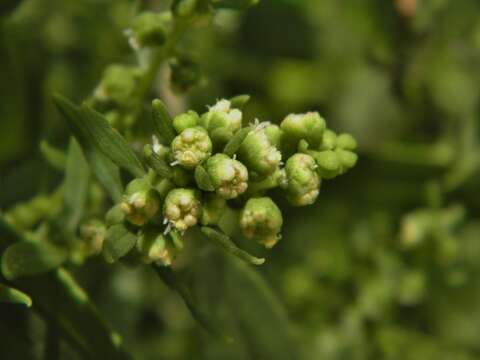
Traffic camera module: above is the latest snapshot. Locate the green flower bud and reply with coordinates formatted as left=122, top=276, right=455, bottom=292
left=205, top=154, right=248, bottom=199
left=284, top=153, right=320, bottom=206
left=336, top=133, right=357, bottom=151
left=336, top=149, right=358, bottom=170
left=238, top=123, right=282, bottom=179
left=94, top=65, right=140, bottom=105
left=171, top=126, right=212, bottom=169
left=130, top=12, right=168, bottom=49
left=319, top=129, right=337, bottom=150
left=173, top=110, right=199, bottom=134
left=280, top=112, right=326, bottom=148
left=79, top=220, right=106, bottom=256
left=121, top=178, right=161, bottom=226
left=264, top=124, right=283, bottom=149
left=309, top=150, right=341, bottom=179
left=200, top=99, right=243, bottom=146
left=137, top=229, right=176, bottom=266
left=172, top=0, right=210, bottom=18
left=201, top=194, right=227, bottom=225
left=240, top=197, right=283, bottom=248
left=164, top=188, right=202, bottom=231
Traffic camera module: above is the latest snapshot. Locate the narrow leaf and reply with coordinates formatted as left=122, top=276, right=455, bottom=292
left=1, top=241, right=67, bottom=280
left=152, top=99, right=176, bottom=145
left=103, top=224, right=137, bottom=263
left=40, top=140, right=66, bottom=171
left=223, top=126, right=253, bottom=157
left=229, top=94, right=250, bottom=109
left=0, top=284, right=32, bottom=307
left=153, top=265, right=231, bottom=342
left=194, top=165, right=214, bottom=191
left=64, top=139, right=90, bottom=232
left=201, top=226, right=265, bottom=265
left=54, top=94, right=145, bottom=178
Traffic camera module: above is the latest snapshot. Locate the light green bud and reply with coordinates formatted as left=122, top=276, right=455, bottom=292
left=319, top=129, right=337, bottom=150
left=120, top=178, right=161, bottom=226
left=164, top=188, right=202, bottom=231
left=238, top=124, right=282, bottom=179
left=336, top=149, right=358, bottom=171
left=284, top=153, right=320, bottom=206
left=130, top=12, right=168, bottom=49
left=94, top=65, right=140, bottom=105
left=200, top=194, right=227, bottom=225
left=200, top=99, right=243, bottom=147
left=173, top=110, right=199, bottom=133
left=171, top=126, right=212, bottom=169
left=105, top=204, right=125, bottom=226
left=336, top=133, right=357, bottom=151
left=264, top=124, right=283, bottom=149
left=137, top=229, right=175, bottom=266
left=240, top=197, right=283, bottom=248
left=206, top=154, right=248, bottom=199
left=280, top=112, right=326, bottom=148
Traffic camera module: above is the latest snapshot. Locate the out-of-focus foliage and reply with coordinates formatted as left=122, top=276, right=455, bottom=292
left=2, top=0, right=480, bottom=359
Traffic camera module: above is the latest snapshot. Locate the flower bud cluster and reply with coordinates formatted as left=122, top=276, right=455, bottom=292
left=104, top=97, right=357, bottom=266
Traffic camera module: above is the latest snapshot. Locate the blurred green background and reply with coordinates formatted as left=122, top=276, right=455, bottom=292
left=2, top=0, right=480, bottom=359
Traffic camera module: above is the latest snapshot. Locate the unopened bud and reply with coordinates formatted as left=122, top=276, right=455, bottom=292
left=121, top=178, right=161, bottom=226
left=238, top=124, right=282, bottom=179
left=336, top=133, right=357, bottom=151
left=130, top=12, right=168, bottom=49
left=164, top=188, right=202, bottom=231
left=281, top=112, right=326, bottom=148
left=284, top=153, right=320, bottom=206
left=173, top=110, right=199, bottom=134
left=240, top=197, right=283, bottom=248
left=94, top=65, right=140, bottom=105
left=171, top=126, right=212, bottom=169
left=137, top=229, right=176, bottom=266
left=200, top=99, right=243, bottom=146
left=206, top=154, right=248, bottom=199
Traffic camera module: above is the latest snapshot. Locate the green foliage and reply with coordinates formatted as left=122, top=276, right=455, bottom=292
left=3, top=0, right=480, bottom=359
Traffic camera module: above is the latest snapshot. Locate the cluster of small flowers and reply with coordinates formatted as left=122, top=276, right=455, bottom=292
left=105, top=97, right=357, bottom=265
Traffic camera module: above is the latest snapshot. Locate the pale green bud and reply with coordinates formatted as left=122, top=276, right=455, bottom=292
left=120, top=178, right=161, bottom=226
left=309, top=150, right=342, bottom=179
left=336, top=149, right=358, bottom=170
left=94, top=65, right=140, bottom=105
left=206, top=154, right=248, bottom=199
left=336, top=133, right=357, bottom=151
left=105, top=204, right=125, bottom=226
left=137, top=229, right=175, bottom=266
left=200, top=99, right=243, bottom=147
left=171, top=126, right=212, bottom=169
left=284, top=153, right=320, bottom=206
left=130, top=12, right=168, bottom=49
left=240, top=197, right=283, bottom=248
left=173, top=110, right=199, bottom=133
left=264, top=124, right=283, bottom=149
left=164, top=188, right=202, bottom=231
left=200, top=194, right=227, bottom=226
left=238, top=123, right=282, bottom=179
left=318, top=129, right=337, bottom=150
left=280, top=112, right=326, bottom=148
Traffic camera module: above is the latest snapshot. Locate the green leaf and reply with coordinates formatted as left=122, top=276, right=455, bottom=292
left=64, top=139, right=90, bottom=232
left=223, top=126, right=253, bottom=157
left=201, top=226, right=265, bottom=265
left=1, top=241, right=67, bottom=280
left=103, top=224, right=137, bottom=263
left=152, top=99, right=176, bottom=145
left=15, top=268, right=131, bottom=359
left=194, top=165, right=214, bottom=191
left=229, top=94, right=250, bottom=109
left=54, top=94, right=145, bottom=178
left=0, top=284, right=32, bottom=307
left=153, top=265, right=231, bottom=342
left=40, top=140, right=66, bottom=171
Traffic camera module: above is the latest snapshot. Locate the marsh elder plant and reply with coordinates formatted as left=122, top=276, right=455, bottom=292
left=0, top=1, right=357, bottom=358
